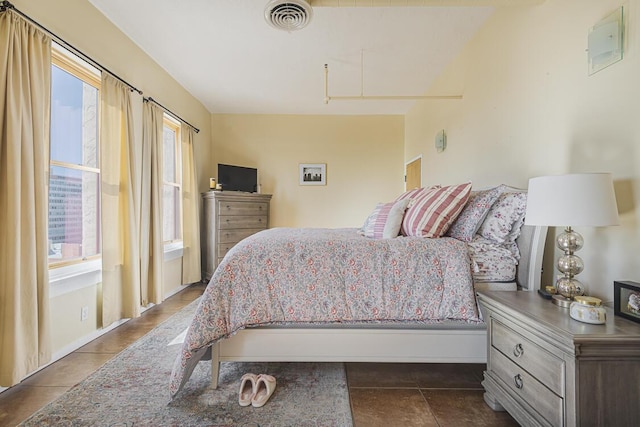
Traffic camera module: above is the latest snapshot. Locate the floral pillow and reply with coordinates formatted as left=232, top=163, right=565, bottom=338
left=468, top=235, right=518, bottom=282
left=446, top=185, right=505, bottom=242
left=478, top=190, right=527, bottom=253
left=401, top=182, right=472, bottom=238
left=361, top=198, right=410, bottom=239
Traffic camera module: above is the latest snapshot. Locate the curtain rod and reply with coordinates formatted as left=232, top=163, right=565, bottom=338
left=1, top=1, right=201, bottom=134
left=145, top=97, right=200, bottom=134
left=0, top=1, right=142, bottom=95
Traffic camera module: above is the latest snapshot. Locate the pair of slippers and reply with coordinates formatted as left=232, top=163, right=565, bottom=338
left=238, top=373, right=277, bottom=407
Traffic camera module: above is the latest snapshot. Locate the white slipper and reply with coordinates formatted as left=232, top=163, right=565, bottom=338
left=251, top=374, right=276, bottom=408
left=238, top=373, right=258, bottom=407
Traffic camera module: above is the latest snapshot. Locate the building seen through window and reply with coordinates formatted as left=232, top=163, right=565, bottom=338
left=48, top=46, right=101, bottom=266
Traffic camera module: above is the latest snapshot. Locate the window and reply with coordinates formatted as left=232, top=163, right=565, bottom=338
left=163, top=115, right=182, bottom=243
left=48, top=46, right=101, bottom=266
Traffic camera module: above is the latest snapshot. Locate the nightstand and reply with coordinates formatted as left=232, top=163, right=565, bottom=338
left=477, top=290, right=640, bottom=427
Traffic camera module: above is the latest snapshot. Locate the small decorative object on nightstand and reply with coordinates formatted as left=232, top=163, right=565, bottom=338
left=614, top=281, right=640, bottom=323
left=524, top=173, right=619, bottom=307
left=569, top=296, right=606, bottom=324
left=477, top=291, right=640, bottom=426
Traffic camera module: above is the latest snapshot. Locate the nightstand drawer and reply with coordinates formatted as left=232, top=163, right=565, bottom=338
left=490, top=347, right=563, bottom=427
left=218, top=215, right=267, bottom=230
left=218, top=201, right=268, bottom=216
left=491, top=319, right=564, bottom=396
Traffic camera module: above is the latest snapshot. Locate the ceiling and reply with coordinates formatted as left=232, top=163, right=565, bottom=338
left=87, top=1, right=539, bottom=115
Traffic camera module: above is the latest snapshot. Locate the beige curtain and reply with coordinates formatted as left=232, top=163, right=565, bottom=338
left=100, top=73, right=141, bottom=326
left=0, top=10, right=52, bottom=387
left=181, top=124, right=202, bottom=284
left=140, top=101, right=164, bottom=305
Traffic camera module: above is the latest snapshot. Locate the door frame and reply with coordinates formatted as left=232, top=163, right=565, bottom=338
left=404, top=154, right=423, bottom=191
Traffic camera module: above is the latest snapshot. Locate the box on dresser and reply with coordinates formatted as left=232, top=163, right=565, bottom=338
left=477, top=290, right=640, bottom=427
left=201, top=191, right=272, bottom=282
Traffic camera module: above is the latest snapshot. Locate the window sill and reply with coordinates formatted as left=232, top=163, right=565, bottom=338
left=49, top=259, right=102, bottom=298
left=49, top=244, right=183, bottom=297
left=164, top=242, right=184, bottom=262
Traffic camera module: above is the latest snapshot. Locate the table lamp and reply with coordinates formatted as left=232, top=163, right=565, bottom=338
left=525, top=173, right=619, bottom=307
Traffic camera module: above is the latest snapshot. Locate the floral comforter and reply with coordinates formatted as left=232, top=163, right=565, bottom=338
left=169, top=227, right=480, bottom=397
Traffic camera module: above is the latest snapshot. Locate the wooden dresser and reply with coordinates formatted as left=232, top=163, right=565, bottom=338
left=201, top=191, right=272, bottom=282
left=477, top=290, right=640, bottom=427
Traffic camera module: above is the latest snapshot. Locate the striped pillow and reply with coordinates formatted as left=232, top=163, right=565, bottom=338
left=394, top=185, right=440, bottom=203
left=401, top=182, right=473, bottom=238
left=361, top=199, right=410, bottom=239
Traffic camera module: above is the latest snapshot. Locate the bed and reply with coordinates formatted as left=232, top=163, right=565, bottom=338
left=169, top=184, right=547, bottom=397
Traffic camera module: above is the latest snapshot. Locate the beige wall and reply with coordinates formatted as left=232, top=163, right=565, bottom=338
left=11, top=0, right=213, bottom=353
left=405, top=0, right=640, bottom=302
left=210, top=114, right=405, bottom=228
left=50, top=286, right=100, bottom=350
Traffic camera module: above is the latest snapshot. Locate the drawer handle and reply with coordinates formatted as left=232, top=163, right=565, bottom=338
left=513, top=343, right=524, bottom=358
left=514, top=374, right=523, bottom=389
left=226, top=219, right=230, bottom=223
left=258, top=218, right=262, bottom=222
left=258, top=206, right=262, bottom=210
left=225, top=204, right=231, bottom=210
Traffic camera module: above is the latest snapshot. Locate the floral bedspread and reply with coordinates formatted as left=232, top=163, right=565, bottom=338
left=169, top=227, right=479, bottom=397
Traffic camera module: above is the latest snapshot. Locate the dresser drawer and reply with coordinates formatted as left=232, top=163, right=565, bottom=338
left=217, top=242, right=237, bottom=259
left=218, top=228, right=265, bottom=244
left=218, top=201, right=268, bottom=216
left=490, top=347, right=563, bottom=427
left=218, top=215, right=267, bottom=230
left=491, top=319, right=564, bottom=396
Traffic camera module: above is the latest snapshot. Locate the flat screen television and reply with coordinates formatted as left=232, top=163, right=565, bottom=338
left=217, top=163, right=258, bottom=193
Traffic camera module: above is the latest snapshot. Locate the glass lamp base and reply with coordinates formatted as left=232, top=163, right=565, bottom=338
left=556, top=277, right=585, bottom=299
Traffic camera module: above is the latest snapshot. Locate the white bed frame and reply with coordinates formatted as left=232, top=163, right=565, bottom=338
left=207, top=225, right=548, bottom=388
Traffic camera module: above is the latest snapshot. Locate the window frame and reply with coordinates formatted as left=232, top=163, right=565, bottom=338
left=162, top=114, right=183, bottom=245
left=48, top=45, right=102, bottom=269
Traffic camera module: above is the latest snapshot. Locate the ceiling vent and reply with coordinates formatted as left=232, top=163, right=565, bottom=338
left=264, top=0, right=313, bottom=32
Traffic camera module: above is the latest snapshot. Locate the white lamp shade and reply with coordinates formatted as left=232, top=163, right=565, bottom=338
left=525, top=173, right=619, bottom=227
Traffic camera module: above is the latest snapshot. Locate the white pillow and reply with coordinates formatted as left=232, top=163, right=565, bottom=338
left=361, top=198, right=410, bottom=239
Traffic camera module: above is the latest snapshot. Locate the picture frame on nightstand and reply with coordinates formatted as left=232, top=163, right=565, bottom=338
left=614, top=281, right=640, bottom=323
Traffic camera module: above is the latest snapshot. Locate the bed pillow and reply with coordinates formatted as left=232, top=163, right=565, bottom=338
left=361, top=198, right=410, bottom=239
left=394, top=185, right=441, bottom=203
left=401, top=182, right=472, bottom=238
left=468, top=235, right=518, bottom=282
left=446, top=185, right=505, bottom=242
left=478, top=190, right=527, bottom=248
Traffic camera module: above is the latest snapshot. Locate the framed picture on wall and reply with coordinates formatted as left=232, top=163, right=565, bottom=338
left=299, top=163, right=326, bottom=186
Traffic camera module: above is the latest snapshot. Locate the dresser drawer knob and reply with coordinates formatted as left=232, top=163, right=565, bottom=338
left=513, top=343, right=524, bottom=358
left=514, top=374, right=524, bottom=389
left=225, top=205, right=231, bottom=210
left=258, top=218, right=262, bottom=222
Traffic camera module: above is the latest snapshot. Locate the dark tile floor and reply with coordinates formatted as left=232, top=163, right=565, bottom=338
left=0, top=282, right=519, bottom=426
left=347, top=363, right=518, bottom=427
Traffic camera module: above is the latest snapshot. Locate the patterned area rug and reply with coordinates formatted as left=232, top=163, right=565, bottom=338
left=21, top=299, right=353, bottom=426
